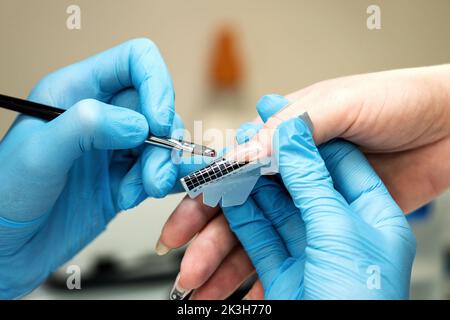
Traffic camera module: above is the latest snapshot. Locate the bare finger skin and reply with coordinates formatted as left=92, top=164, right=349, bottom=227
left=190, top=246, right=255, bottom=300
left=156, top=195, right=220, bottom=254
left=177, top=214, right=238, bottom=292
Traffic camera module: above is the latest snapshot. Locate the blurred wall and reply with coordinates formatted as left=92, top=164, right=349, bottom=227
left=2, top=0, right=450, bottom=134
left=1, top=0, right=450, bottom=298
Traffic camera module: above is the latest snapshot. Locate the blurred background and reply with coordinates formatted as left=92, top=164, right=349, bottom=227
left=1, top=0, right=450, bottom=299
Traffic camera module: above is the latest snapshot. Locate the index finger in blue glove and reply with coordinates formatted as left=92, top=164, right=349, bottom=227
left=251, top=178, right=306, bottom=257
left=235, top=95, right=306, bottom=256
left=29, top=38, right=174, bottom=137
left=222, top=198, right=289, bottom=287
left=276, top=117, right=351, bottom=240
left=319, top=139, right=407, bottom=229
left=117, top=113, right=184, bottom=207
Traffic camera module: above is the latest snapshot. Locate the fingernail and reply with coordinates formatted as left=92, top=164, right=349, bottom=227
left=169, top=274, right=191, bottom=300
left=225, top=142, right=263, bottom=163
left=155, top=239, right=171, bottom=256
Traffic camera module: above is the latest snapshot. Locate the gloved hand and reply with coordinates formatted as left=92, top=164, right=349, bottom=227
left=222, top=116, right=417, bottom=299
left=0, top=38, right=181, bottom=299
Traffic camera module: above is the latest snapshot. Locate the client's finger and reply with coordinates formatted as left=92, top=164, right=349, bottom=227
left=190, top=246, right=255, bottom=300
left=156, top=195, right=220, bottom=255
left=176, top=214, right=238, bottom=294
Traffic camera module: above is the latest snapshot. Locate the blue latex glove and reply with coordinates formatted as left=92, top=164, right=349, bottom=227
left=0, top=39, right=182, bottom=299
left=223, top=95, right=416, bottom=299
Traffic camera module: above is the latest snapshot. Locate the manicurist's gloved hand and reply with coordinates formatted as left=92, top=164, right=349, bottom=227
left=0, top=38, right=181, bottom=299
left=222, top=117, right=416, bottom=299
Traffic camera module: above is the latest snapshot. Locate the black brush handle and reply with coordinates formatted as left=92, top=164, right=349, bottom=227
left=0, top=93, right=217, bottom=157
left=0, top=94, right=63, bottom=121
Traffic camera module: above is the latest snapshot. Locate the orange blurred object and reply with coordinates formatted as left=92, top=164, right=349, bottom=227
left=209, top=26, right=243, bottom=91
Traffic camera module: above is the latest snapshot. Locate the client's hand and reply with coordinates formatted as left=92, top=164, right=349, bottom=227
left=160, top=65, right=450, bottom=299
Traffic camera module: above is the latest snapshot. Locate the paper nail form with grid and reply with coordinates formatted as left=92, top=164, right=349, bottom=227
left=179, top=113, right=314, bottom=208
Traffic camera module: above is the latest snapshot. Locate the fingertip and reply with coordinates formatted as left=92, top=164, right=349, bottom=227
left=170, top=273, right=192, bottom=300
left=155, top=239, right=172, bottom=256
left=148, top=86, right=175, bottom=137
left=145, top=167, right=176, bottom=199
left=148, top=117, right=173, bottom=137
left=117, top=162, right=148, bottom=210
left=107, top=108, right=149, bottom=149
left=132, top=113, right=150, bottom=141
left=131, top=37, right=175, bottom=138
left=84, top=102, right=149, bottom=149
left=179, top=252, right=202, bottom=290
left=256, top=94, right=290, bottom=122
left=142, top=147, right=178, bottom=198
left=169, top=113, right=185, bottom=142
